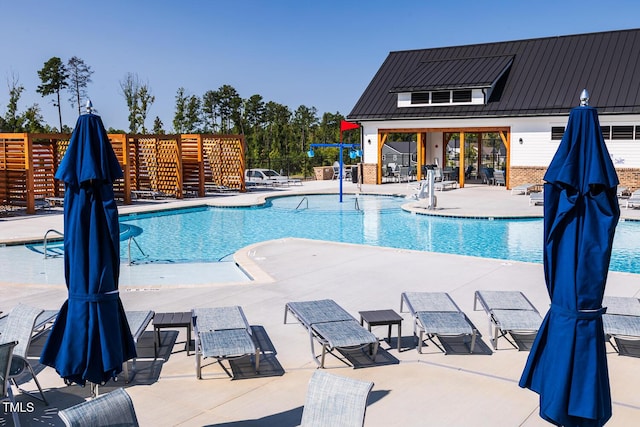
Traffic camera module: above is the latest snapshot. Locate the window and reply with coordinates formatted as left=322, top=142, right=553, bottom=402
left=636, top=126, right=640, bottom=139
left=411, top=92, right=429, bottom=104
left=551, top=127, right=565, bottom=140
left=431, top=91, right=450, bottom=103
left=452, top=90, right=472, bottom=103
left=601, top=126, right=611, bottom=139
left=612, top=126, right=634, bottom=140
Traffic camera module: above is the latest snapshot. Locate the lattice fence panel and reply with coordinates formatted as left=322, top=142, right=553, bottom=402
left=203, top=135, right=245, bottom=189
left=180, top=135, right=201, bottom=195
left=31, top=140, right=56, bottom=199
left=156, top=136, right=181, bottom=196
left=138, top=137, right=159, bottom=191
left=0, top=135, right=28, bottom=206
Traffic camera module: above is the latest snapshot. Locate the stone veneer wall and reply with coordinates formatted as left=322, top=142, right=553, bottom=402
left=362, top=163, right=379, bottom=184
left=510, top=166, right=640, bottom=191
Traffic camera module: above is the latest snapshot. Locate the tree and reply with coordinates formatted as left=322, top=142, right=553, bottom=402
left=37, top=57, right=68, bottom=132
left=119, top=72, right=140, bottom=133
left=173, top=87, right=201, bottom=133
left=4, top=74, right=25, bottom=132
left=67, top=56, right=93, bottom=116
left=137, top=84, right=155, bottom=133
left=201, top=89, right=220, bottom=132
left=22, top=104, right=46, bottom=133
left=152, top=116, right=164, bottom=134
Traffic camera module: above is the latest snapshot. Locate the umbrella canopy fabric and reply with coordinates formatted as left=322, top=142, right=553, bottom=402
left=40, top=113, right=136, bottom=386
left=519, top=105, right=619, bottom=427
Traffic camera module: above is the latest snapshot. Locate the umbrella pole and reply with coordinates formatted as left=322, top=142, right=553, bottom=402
left=90, top=381, right=99, bottom=398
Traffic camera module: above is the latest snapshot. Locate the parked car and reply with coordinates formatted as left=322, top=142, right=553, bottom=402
left=245, top=169, right=290, bottom=186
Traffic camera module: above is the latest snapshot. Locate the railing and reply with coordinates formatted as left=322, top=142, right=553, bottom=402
left=43, top=229, right=64, bottom=259
left=127, top=235, right=146, bottom=266
left=354, top=197, right=360, bottom=211
left=295, top=196, right=309, bottom=210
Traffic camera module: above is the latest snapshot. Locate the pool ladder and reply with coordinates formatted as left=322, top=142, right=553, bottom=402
left=295, top=196, right=308, bottom=210
left=43, top=229, right=146, bottom=265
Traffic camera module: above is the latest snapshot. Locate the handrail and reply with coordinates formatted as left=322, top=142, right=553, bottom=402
left=43, top=229, right=64, bottom=259
left=295, top=196, right=309, bottom=210
left=354, top=197, right=360, bottom=211
left=127, top=236, right=146, bottom=266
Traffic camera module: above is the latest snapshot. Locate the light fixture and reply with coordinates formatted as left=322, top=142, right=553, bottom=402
left=349, top=149, right=357, bottom=159
left=307, top=148, right=315, bottom=158
left=367, top=139, right=371, bottom=145
left=519, top=138, right=523, bottom=145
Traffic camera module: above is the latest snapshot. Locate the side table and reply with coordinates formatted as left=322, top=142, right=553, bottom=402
left=359, top=309, right=403, bottom=351
left=153, top=312, right=193, bottom=356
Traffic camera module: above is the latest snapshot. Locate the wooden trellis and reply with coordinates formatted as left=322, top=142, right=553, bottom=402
left=0, top=132, right=245, bottom=214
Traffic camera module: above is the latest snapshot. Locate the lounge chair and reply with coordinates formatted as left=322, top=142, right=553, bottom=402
left=0, top=304, right=48, bottom=404
left=58, top=387, right=139, bottom=427
left=602, top=296, right=640, bottom=355
left=300, top=370, right=374, bottom=427
left=284, top=299, right=378, bottom=368
left=625, top=189, right=640, bottom=208
left=511, top=183, right=536, bottom=195
left=529, top=190, right=544, bottom=206
left=0, top=341, right=20, bottom=427
left=400, top=292, right=477, bottom=354
left=192, top=306, right=260, bottom=379
left=493, top=170, right=506, bottom=186
left=473, top=290, right=543, bottom=350
left=122, top=310, right=155, bottom=383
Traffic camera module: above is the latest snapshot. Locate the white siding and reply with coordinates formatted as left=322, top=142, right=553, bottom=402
left=361, top=113, right=640, bottom=168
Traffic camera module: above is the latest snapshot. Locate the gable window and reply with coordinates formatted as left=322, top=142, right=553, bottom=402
left=551, top=127, right=565, bottom=140
left=612, top=125, right=634, bottom=140
left=411, top=92, right=430, bottom=104
left=431, top=91, right=450, bottom=103
left=601, top=126, right=611, bottom=139
left=452, top=90, right=472, bottom=103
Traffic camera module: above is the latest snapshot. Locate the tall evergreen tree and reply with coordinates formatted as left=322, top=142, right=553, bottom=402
left=36, top=57, right=68, bottom=132
left=137, top=84, right=155, bottom=134
left=4, top=75, right=25, bottom=132
left=119, top=72, right=141, bottom=133
left=67, top=56, right=93, bottom=116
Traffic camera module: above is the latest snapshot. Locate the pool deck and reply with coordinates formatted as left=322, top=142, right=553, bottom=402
left=2, top=180, right=640, bottom=426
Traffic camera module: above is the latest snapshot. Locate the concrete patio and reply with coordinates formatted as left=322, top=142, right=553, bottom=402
left=1, top=180, right=639, bottom=426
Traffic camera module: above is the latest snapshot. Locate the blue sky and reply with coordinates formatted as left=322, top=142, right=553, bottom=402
left=1, top=0, right=639, bottom=131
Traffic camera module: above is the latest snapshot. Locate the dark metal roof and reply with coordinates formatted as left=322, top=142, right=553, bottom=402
left=390, top=55, right=514, bottom=92
left=348, top=29, right=640, bottom=121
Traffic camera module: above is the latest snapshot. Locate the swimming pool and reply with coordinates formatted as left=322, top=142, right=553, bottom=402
left=119, top=194, right=640, bottom=274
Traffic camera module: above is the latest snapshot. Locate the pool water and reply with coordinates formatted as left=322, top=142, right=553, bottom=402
left=119, top=194, right=640, bottom=274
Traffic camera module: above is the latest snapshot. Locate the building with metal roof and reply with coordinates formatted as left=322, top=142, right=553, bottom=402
left=347, top=28, right=640, bottom=189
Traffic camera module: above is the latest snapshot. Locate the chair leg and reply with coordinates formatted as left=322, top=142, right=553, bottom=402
left=12, top=361, right=48, bottom=405
left=7, top=386, right=22, bottom=427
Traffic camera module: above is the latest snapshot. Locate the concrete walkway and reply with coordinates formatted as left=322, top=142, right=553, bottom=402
left=1, top=180, right=639, bottom=426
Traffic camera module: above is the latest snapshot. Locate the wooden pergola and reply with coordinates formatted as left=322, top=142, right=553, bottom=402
left=0, top=133, right=245, bottom=214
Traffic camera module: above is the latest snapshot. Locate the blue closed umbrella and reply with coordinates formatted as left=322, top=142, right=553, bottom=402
left=519, top=93, right=619, bottom=426
left=40, top=110, right=136, bottom=386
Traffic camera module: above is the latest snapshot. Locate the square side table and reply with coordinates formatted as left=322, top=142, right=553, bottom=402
left=153, top=312, right=193, bottom=356
left=359, top=309, right=403, bottom=351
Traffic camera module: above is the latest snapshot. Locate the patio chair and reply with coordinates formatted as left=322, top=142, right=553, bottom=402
left=493, top=170, right=506, bottom=186
left=473, top=290, right=543, bottom=350
left=58, top=387, right=139, bottom=427
left=192, top=306, right=260, bottom=379
left=400, top=292, right=477, bottom=354
left=284, top=299, right=378, bottom=368
left=602, top=295, right=640, bottom=355
left=1, top=341, right=21, bottom=427
left=0, top=303, right=48, bottom=404
left=300, top=370, right=374, bottom=427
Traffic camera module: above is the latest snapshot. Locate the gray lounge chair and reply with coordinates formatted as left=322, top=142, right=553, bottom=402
left=511, top=183, right=536, bottom=195
left=1, top=341, right=20, bottom=427
left=192, top=306, right=260, bottom=379
left=473, top=290, right=543, bottom=350
left=625, top=189, right=640, bottom=209
left=58, top=387, right=139, bottom=427
left=284, top=299, right=378, bottom=368
left=123, top=310, right=155, bottom=383
left=0, top=303, right=48, bottom=404
left=300, top=370, right=374, bottom=427
left=400, top=292, right=477, bottom=354
left=529, top=190, right=544, bottom=206
left=602, top=296, right=640, bottom=355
